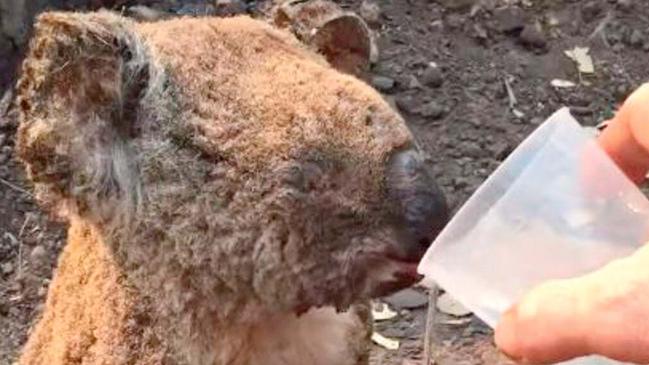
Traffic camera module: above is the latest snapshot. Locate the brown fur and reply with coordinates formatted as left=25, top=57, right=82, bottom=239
left=15, top=10, right=418, bottom=365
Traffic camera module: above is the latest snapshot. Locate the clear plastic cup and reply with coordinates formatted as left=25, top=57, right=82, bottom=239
left=417, top=107, right=649, bottom=365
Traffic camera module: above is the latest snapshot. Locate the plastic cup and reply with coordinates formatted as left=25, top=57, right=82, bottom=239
left=417, top=107, right=649, bottom=365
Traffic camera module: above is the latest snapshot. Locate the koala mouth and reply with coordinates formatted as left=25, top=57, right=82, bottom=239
left=364, top=248, right=426, bottom=299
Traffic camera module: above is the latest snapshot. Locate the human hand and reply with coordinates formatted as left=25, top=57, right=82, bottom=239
left=494, top=83, right=649, bottom=364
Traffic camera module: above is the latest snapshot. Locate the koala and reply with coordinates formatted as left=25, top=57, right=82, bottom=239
left=14, top=10, right=448, bottom=365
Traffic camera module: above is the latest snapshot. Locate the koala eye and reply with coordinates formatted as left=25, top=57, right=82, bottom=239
left=279, top=161, right=324, bottom=191
left=280, top=165, right=305, bottom=190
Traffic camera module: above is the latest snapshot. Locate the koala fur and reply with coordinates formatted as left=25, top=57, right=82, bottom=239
left=15, top=10, right=422, bottom=365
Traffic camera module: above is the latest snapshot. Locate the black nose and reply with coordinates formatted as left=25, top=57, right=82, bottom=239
left=386, top=148, right=449, bottom=262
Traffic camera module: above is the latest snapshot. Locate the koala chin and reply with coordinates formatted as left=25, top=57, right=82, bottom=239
left=15, top=10, right=448, bottom=365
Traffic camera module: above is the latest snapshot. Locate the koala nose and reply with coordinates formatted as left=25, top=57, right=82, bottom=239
left=386, top=148, right=449, bottom=262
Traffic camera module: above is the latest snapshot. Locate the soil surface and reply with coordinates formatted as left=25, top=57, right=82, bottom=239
left=2, top=0, right=649, bottom=364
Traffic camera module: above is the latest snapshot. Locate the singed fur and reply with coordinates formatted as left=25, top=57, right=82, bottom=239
left=15, top=10, right=418, bottom=365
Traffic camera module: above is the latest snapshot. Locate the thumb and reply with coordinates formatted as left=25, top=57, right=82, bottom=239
left=495, top=280, right=592, bottom=364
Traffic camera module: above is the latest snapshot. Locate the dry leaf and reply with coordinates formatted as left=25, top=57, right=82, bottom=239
left=371, top=332, right=400, bottom=350
left=372, top=302, right=398, bottom=321
left=551, top=79, right=576, bottom=88
left=436, top=293, right=472, bottom=317
left=564, top=47, right=594, bottom=74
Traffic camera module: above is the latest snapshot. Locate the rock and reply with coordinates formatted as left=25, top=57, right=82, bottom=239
left=395, top=95, right=418, bottom=114
left=0, top=133, right=6, bottom=147
left=30, top=245, right=47, bottom=263
left=436, top=0, right=478, bottom=11
left=446, top=13, right=465, bottom=30
left=125, top=5, right=169, bottom=22
left=570, top=106, right=594, bottom=116
left=581, top=1, right=603, bottom=23
left=0, top=152, right=8, bottom=164
left=176, top=3, right=217, bottom=17
left=487, top=141, right=511, bottom=160
left=371, top=75, right=395, bottom=91
left=215, top=0, right=248, bottom=16
left=617, top=0, right=634, bottom=12
left=437, top=292, right=472, bottom=317
left=383, top=288, right=428, bottom=310
left=1, top=262, right=14, bottom=275
left=463, top=142, right=483, bottom=158
left=407, top=75, right=423, bottom=90
left=473, top=23, right=489, bottom=42
left=519, top=24, right=547, bottom=50
left=359, top=0, right=381, bottom=26
left=421, top=64, right=443, bottom=88
left=417, top=101, right=445, bottom=119
left=628, top=29, right=644, bottom=48
left=493, top=6, right=526, bottom=33
left=613, top=42, right=625, bottom=53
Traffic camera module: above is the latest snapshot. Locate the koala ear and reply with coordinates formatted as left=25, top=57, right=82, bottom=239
left=16, top=10, right=152, bottom=223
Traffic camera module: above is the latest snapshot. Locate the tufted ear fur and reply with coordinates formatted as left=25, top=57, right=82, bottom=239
left=16, top=10, right=158, bottom=224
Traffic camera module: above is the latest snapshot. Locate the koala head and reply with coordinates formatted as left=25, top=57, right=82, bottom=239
left=16, top=10, right=447, bottom=332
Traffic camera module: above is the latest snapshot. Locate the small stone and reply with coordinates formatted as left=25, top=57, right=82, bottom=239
left=613, top=42, right=625, bottom=53
left=417, top=101, right=445, bottom=119
left=395, top=95, right=418, bottom=114
left=473, top=24, right=489, bottom=42
left=176, top=3, right=217, bottom=17
left=1, top=262, right=14, bottom=275
left=437, top=292, right=472, bottom=317
left=519, top=25, right=547, bottom=50
left=436, top=0, right=478, bottom=11
left=629, top=29, right=644, bottom=48
left=446, top=14, right=465, bottom=29
left=407, top=75, right=423, bottom=90
left=493, top=6, right=526, bottom=33
left=359, top=0, right=381, bottom=26
left=30, top=245, right=47, bottom=262
left=617, top=0, right=633, bottom=12
left=371, top=75, right=395, bottom=91
left=488, top=141, right=511, bottom=160
left=0, top=134, right=6, bottom=147
left=463, top=142, right=483, bottom=158
left=570, top=106, right=594, bottom=116
left=383, top=288, right=428, bottom=310
left=215, top=0, right=248, bottom=16
left=0, top=153, right=8, bottom=164
left=125, top=5, right=169, bottom=22
left=581, top=1, right=603, bottom=23
left=421, top=64, right=443, bottom=88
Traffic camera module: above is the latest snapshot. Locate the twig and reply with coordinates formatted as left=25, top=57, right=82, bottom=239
left=588, top=10, right=613, bottom=47
left=503, top=75, right=517, bottom=109
left=423, top=284, right=440, bottom=365
left=0, top=178, right=32, bottom=197
left=16, top=215, right=31, bottom=280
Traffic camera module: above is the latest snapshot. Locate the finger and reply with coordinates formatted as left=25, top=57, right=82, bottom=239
left=495, top=281, right=593, bottom=365
left=597, top=83, right=649, bottom=184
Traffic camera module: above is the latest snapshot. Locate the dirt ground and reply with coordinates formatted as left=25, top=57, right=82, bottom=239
left=2, top=0, right=649, bottom=364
